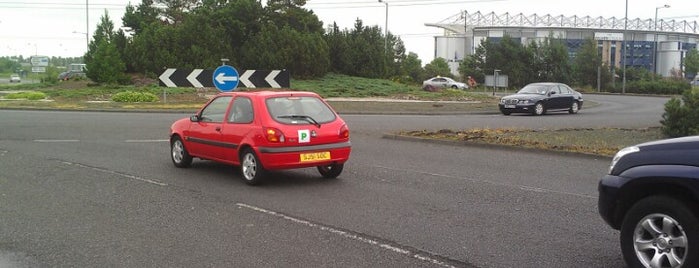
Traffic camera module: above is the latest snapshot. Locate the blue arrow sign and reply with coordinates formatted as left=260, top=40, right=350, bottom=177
left=213, top=65, right=240, bottom=92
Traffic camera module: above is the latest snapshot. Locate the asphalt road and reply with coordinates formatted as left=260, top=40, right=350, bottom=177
left=0, top=94, right=669, bottom=267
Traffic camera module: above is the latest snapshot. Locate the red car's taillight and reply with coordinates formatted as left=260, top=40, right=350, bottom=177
left=265, top=127, right=285, bottom=143
left=339, top=124, right=349, bottom=139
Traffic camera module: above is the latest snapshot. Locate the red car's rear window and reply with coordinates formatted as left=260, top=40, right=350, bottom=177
left=266, top=96, right=337, bottom=125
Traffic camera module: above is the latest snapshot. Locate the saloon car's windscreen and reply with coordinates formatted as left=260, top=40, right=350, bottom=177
left=266, top=96, right=336, bottom=124
left=518, top=84, right=550, bottom=95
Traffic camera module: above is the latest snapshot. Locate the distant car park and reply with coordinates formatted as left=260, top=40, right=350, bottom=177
left=58, top=63, right=87, bottom=81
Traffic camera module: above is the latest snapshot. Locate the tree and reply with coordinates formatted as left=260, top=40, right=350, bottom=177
left=241, top=24, right=329, bottom=79
left=400, top=52, right=423, bottom=83
left=684, top=48, right=699, bottom=78
left=458, top=55, right=483, bottom=84
left=537, top=36, right=571, bottom=84
left=154, top=0, right=201, bottom=25
left=573, top=38, right=603, bottom=87
left=661, top=88, right=699, bottom=137
left=85, top=11, right=127, bottom=84
left=423, top=58, right=451, bottom=79
left=122, top=0, right=160, bottom=34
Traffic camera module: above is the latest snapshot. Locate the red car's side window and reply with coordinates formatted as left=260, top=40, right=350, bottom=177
left=200, top=96, right=232, bottom=123
left=228, top=97, right=254, bottom=124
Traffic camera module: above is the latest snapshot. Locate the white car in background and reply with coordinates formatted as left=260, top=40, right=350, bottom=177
left=422, top=76, right=468, bottom=91
left=10, top=74, right=21, bottom=83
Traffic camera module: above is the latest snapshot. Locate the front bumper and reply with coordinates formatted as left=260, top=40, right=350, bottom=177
left=498, top=103, right=536, bottom=113
left=598, top=174, right=632, bottom=230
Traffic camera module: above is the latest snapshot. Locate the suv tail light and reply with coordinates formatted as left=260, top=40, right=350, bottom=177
left=265, top=128, right=285, bottom=143
left=339, top=124, right=349, bottom=139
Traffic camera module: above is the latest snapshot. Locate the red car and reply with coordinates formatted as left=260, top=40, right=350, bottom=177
left=170, top=91, right=351, bottom=185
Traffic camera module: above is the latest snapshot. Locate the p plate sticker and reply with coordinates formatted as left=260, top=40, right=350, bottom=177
left=298, top=130, right=310, bottom=143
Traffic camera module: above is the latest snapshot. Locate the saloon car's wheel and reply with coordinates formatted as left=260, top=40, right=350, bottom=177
left=240, top=149, right=265, bottom=185
left=569, top=101, right=580, bottom=114
left=317, top=163, right=344, bottom=179
left=171, top=136, right=192, bottom=168
left=451, top=85, right=458, bottom=89
left=533, top=102, right=546, bottom=116
left=501, top=111, right=511, bottom=115
left=620, top=195, right=699, bottom=268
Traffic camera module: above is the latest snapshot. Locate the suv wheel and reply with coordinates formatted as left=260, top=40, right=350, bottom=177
left=620, top=195, right=699, bottom=268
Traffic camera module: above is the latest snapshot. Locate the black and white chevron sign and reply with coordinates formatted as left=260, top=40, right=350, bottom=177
left=158, top=68, right=290, bottom=88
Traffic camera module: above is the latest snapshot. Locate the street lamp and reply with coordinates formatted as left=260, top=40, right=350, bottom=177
left=653, top=4, right=670, bottom=77
left=622, top=0, right=628, bottom=94
left=378, top=0, right=388, bottom=55
left=73, top=31, right=89, bottom=53
left=492, top=69, right=501, bottom=96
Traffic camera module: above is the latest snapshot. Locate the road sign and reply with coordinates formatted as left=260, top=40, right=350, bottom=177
left=30, top=56, right=49, bottom=67
left=213, top=65, right=239, bottom=91
left=158, top=68, right=290, bottom=89
left=31, top=66, right=46, bottom=73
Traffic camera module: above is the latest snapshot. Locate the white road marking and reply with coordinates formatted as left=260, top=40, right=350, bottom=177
left=60, top=161, right=168, bottom=186
left=34, top=140, right=80, bottom=143
left=236, top=203, right=457, bottom=268
left=125, top=139, right=169, bottom=143
left=373, top=165, right=595, bottom=199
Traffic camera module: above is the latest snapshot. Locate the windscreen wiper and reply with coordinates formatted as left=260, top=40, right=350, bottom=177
left=277, top=115, right=321, bottom=128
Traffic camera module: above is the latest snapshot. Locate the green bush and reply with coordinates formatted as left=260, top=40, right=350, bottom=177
left=111, top=91, right=159, bottom=102
left=4, top=91, right=47, bottom=100
left=613, top=79, right=691, bottom=95
left=661, top=87, right=699, bottom=137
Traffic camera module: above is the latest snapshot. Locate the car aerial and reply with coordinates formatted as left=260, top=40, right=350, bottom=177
left=598, top=136, right=699, bottom=268
left=422, top=76, right=468, bottom=91
left=498, top=82, right=583, bottom=115
left=169, top=90, right=352, bottom=185
left=9, top=74, right=21, bottom=83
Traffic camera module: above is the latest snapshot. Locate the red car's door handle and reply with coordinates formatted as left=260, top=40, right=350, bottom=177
left=215, top=126, right=221, bottom=132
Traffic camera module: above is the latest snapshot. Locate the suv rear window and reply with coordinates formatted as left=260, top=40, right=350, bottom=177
left=266, top=96, right=336, bottom=124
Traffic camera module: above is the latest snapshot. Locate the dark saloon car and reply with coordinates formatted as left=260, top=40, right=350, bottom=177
left=498, top=82, right=583, bottom=115
left=598, top=136, right=699, bottom=268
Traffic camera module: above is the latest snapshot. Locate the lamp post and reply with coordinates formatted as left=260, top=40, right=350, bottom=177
left=378, top=0, right=388, bottom=55
left=622, top=0, right=628, bottom=94
left=653, top=4, right=670, bottom=78
left=85, top=0, right=89, bottom=53
left=492, top=69, right=500, bottom=96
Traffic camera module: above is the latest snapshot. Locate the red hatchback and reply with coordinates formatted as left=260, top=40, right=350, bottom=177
left=170, top=91, right=351, bottom=185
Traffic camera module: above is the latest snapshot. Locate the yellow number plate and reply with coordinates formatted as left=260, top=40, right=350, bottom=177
left=300, top=151, right=331, bottom=162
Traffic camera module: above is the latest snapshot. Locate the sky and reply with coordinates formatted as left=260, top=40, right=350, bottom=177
left=0, top=0, right=697, bottom=64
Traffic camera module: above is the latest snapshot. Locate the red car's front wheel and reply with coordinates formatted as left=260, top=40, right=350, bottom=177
left=171, top=136, right=192, bottom=168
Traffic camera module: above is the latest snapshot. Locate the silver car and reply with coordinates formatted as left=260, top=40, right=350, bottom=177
left=422, top=76, right=468, bottom=90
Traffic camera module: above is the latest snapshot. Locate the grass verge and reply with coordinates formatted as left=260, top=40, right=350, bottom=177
left=398, top=127, right=665, bottom=157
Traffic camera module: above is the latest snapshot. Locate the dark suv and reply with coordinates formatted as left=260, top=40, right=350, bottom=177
left=598, top=136, right=699, bottom=268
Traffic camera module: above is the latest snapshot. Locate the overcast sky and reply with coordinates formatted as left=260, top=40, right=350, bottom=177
left=0, top=0, right=696, bottom=63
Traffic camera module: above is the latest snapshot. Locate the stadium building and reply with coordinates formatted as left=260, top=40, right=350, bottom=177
left=426, top=11, right=699, bottom=78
